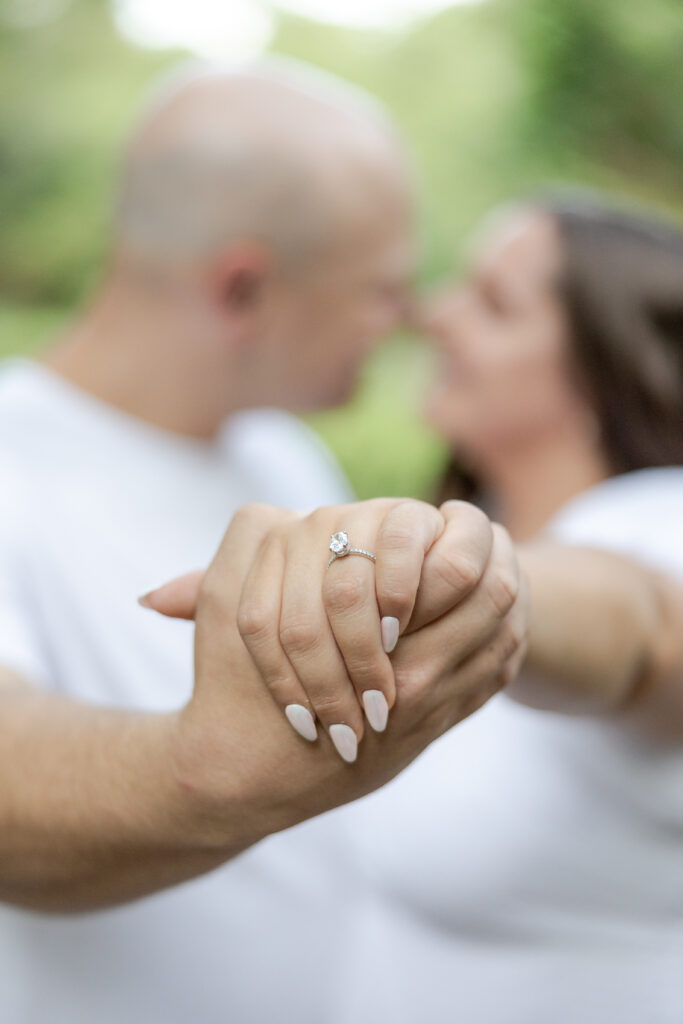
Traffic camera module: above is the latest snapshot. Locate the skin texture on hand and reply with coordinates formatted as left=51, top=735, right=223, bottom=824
left=0, top=675, right=235, bottom=912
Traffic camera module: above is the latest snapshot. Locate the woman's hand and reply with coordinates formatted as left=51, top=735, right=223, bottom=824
left=143, top=498, right=528, bottom=763
left=235, top=498, right=449, bottom=759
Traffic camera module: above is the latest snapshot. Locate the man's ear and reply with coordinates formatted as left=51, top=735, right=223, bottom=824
left=207, top=242, right=270, bottom=323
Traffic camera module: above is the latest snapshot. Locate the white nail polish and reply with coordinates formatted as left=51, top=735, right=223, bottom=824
left=362, top=690, right=389, bottom=732
left=329, top=724, right=358, bottom=763
left=285, top=704, right=318, bottom=742
left=381, top=616, right=400, bottom=654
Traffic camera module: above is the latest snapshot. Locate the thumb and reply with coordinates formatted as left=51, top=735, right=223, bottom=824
left=138, top=570, right=205, bottom=620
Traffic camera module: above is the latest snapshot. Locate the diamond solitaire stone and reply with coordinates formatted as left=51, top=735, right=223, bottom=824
left=329, top=531, right=350, bottom=556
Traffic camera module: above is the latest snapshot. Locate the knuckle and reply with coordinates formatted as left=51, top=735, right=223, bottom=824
left=446, top=500, right=492, bottom=538
left=378, top=580, right=414, bottom=618
left=379, top=522, right=415, bottom=552
left=323, top=573, right=366, bottom=615
left=308, top=505, right=335, bottom=530
left=236, top=600, right=272, bottom=643
left=486, top=569, right=519, bottom=617
left=394, top=660, right=436, bottom=706
left=380, top=500, right=423, bottom=541
left=265, top=675, right=299, bottom=701
left=433, top=550, right=482, bottom=595
left=279, top=619, right=321, bottom=656
left=231, top=502, right=271, bottom=528
left=308, top=692, right=347, bottom=720
left=347, top=654, right=387, bottom=686
left=228, top=505, right=253, bottom=530
left=467, top=503, right=493, bottom=535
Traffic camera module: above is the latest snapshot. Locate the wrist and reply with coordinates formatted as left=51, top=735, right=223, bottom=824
left=167, top=702, right=289, bottom=854
left=170, top=695, right=367, bottom=850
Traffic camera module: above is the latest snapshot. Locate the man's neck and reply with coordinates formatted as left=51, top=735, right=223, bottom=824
left=44, top=282, right=233, bottom=440
left=477, top=427, right=610, bottom=541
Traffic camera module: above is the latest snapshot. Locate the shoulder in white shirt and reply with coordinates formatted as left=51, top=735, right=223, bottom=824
left=0, top=357, right=352, bottom=694
left=0, top=356, right=361, bottom=1024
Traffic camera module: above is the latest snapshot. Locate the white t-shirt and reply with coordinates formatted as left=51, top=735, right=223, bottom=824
left=337, top=467, right=683, bottom=1024
left=0, top=358, right=356, bottom=1024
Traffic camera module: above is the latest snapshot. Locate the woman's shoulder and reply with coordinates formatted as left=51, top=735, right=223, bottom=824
left=545, top=467, right=683, bottom=579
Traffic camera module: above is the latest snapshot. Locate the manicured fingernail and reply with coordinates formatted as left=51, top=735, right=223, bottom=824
left=362, top=690, right=389, bottom=732
left=285, top=704, right=318, bottom=742
left=329, top=724, right=358, bottom=763
left=137, top=593, right=154, bottom=609
left=381, top=616, right=400, bottom=653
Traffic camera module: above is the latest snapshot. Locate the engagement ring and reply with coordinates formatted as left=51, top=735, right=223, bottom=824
left=327, top=531, right=377, bottom=569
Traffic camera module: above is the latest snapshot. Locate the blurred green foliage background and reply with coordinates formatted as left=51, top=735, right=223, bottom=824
left=2, top=0, right=683, bottom=498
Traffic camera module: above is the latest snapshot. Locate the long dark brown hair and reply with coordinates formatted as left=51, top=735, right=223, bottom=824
left=439, top=190, right=683, bottom=503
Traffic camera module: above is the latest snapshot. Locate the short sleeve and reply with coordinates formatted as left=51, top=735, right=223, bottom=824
left=545, top=468, right=683, bottom=583
left=0, top=464, right=53, bottom=687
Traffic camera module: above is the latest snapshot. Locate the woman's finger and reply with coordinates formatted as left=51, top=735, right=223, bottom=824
left=373, top=500, right=445, bottom=649
left=323, top=535, right=395, bottom=733
left=239, top=498, right=399, bottom=759
left=322, top=501, right=452, bottom=736
left=407, top=501, right=498, bottom=632
left=278, top=511, right=375, bottom=761
left=237, top=533, right=319, bottom=743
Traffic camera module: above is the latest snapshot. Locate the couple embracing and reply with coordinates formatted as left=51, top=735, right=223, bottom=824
left=1, top=61, right=682, bottom=1024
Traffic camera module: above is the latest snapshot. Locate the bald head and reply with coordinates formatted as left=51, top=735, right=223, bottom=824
left=114, top=61, right=411, bottom=275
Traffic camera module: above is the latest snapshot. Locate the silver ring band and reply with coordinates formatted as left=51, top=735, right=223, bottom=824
left=327, top=532, right=377, bottom=569
left=327, top=547, right=377, bottom=569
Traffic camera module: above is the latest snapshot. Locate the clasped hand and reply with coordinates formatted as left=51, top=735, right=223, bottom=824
left=146, top=498, right=528, bottom=770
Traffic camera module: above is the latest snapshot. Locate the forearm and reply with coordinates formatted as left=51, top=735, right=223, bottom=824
left=0, top=677, right=260, bottom=914
left=512, top=544, right=683, bottom=728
